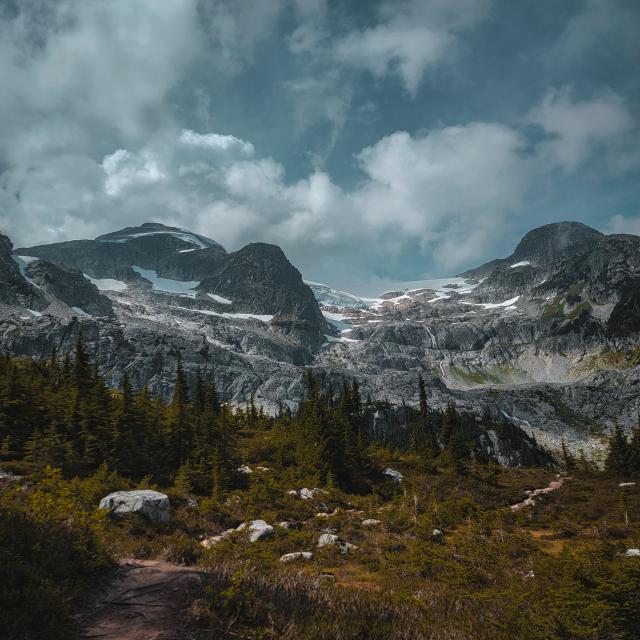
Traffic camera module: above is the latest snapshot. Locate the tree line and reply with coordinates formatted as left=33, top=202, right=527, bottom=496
left=0, top=342, right=563, bottom=497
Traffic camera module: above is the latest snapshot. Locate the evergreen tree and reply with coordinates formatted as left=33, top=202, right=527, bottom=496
left=605, top=425, right=630, bottom=475
left=561, top=438, right=576, bottom=472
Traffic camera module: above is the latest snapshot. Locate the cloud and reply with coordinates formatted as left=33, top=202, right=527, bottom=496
left=549, top=0, right=640, bottom=61
left=197, top=0, right=287, bottom=73
left=526, top=87, right=635, bottom=172
left=0, top=1, right=638, bottom=292
left=0, top=0, right=200, bottom=154
left=352, top=123, right=531, bottom=267
left=284, top=71, right=352, bottom=166
left=605, top=214, right=640, bottom=236
left=179, top=130, right=255, bottom=156
left=3, top=81, right=637, bottom=289
left=103, top=149, right=167, bottom=197
left=334, top=0, right=491, bottom=96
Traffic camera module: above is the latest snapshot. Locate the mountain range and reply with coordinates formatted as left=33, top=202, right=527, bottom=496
left=2, top=220, right=640, bottom=460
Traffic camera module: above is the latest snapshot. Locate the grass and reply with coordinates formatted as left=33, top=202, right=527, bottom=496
left=540, top=297, right=565, bottom=322
left=3, top=429, right=640, bottom=639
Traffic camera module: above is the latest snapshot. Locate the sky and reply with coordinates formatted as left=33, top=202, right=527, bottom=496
left=0, top=0, right=639, bottom=294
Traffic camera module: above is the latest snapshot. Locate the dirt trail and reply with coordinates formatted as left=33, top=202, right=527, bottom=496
left=77, top=559, right=203, bottom=640
left=510, top=475, right=568, bottom=511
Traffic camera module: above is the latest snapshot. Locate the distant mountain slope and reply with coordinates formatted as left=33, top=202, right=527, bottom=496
left=3, top=220, right=640, bottom=459
left=460, top=221, right=604, bottom=280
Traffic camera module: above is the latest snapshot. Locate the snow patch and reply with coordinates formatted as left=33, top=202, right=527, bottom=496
left=305, top=281, right=369, bottom=309
left=169, top=306, right=273, bottom=323
left=132, top=266, right=200, bottom=297
left=462, top=296, right=520, bottom=310
left=510, top=261, right=531, bottom=268
left=71, top=307, right=91, bottom=317
left=86, top=276, right=129, bottom=292
left=99, top=228, right=223, bottom=250
left=207, top=293, right=232, bottom=305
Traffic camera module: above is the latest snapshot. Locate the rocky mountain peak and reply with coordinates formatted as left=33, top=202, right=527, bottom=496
left=511, top=221, right=603, bottom=265
left=95, top=222, right=224, bottom=251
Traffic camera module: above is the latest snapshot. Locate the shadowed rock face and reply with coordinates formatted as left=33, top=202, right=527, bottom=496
left=0, top=233, right=44, bottom=309
left=26, top=260, right=113, bottom=317
left=198, top=242, right=327, bottom=344
left=511, top=222, right=604, bottom=264
left=461, top=221, right=604, bottom=282
left=17, top=224, right=227, bottom=282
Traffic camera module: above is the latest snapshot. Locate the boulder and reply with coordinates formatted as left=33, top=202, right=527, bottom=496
left=99, top=490, right=170, bottom=524
left=317, top=533, right=357, bottom=554
left=383, top=468, right=404, bottom=483
left=624, top=548, right=640, bottom=557
left=318, top=533, right=339, bottom=547
left=278, top=521, right=301, bottom=529
left=280, top=551, right=313, bottom=563
left=201, top=529, right=235, bottom=548
left=237, top=519, right=274, bottom=542
left=362, top=519, right=381, bottom=526
left=300, top=487, right=323, bottom=500
left=237, top=465, right=253, bottom=474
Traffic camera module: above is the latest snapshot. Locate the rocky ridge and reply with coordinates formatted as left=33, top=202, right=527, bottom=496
left=2, top=221, right=640, bottom=460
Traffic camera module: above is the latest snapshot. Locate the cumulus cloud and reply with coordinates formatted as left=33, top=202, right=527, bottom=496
left=526, top=87, right=634, bottom=172
left=334, top=0, right=492, bottom=96
left=353, top=123, right=531, bottom=267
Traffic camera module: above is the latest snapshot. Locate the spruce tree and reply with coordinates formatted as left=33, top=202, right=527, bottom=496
left=605, top=425, right=630, bottom=475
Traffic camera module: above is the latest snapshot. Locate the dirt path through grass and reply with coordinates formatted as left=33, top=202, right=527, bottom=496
left=510, top=475, right=568, bottom=511
left=77, top=559, right=203, bottom=640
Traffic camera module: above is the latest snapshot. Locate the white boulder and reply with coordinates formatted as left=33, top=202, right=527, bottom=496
left=300, top=487, right=323, bottom=500
left=362, top=519, right=381, bottom=526
left=99, top=490, right=170, bottom=524
left=237, top=465, right=253, bottom=474
left=237, top=519, right=274, bottom=542
left=383, top=468, right=404, bottom=483
left=280, top=551, right=313, bottom=563
left=318, top=533, right=339, bottom=547
left=624, top=548, right=640, bottom=557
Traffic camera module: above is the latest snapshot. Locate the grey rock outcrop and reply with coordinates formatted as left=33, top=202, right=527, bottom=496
left=99, top=490, right=170, bottom=524
left=25, top=260, right=113, bottom=317
left=280, top=551, right=313, bottom=562
left=237, top=519, right=274, bottom=542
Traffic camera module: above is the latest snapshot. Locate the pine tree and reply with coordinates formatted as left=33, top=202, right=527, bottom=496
left=605, top=425, right=630, bottom=475
left=561, top=438, right=576, bottom=472
left=628, top=419, right=640, bottom=474
left=412, top=375, right=439, bottom=460
left=165, top=355, right=192, bottom=466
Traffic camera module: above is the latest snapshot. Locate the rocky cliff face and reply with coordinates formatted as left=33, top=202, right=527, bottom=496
left=3, top=220, right=640, bottom=462
left=25, top=261, right=114, bottom=317
left=0, top=234, right=45, bottom=311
